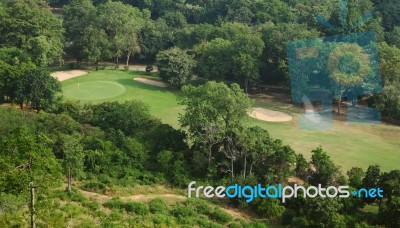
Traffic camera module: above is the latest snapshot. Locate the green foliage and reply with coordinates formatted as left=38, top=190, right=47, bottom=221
left=347, top=167, right=365, bottom=188
left=149, top=198, right=168, bottom=214
left=123, top=201, right=149, bottom=215
left=138, top=19, right=172, bottom=60
left=194, top=23, right=264, bottom=91
left=209, top=208, right=233, bottom=224
left=156, top=47, right=195, bottom=87
left=86, top=101, right=160, bottom=137
left=0, top=127, right=62, bottom=195
left=309, top=147, right=343, bottom=186
left=0, top=64, right=62, bottom=110
left=0, top=0, right=63, bottom=66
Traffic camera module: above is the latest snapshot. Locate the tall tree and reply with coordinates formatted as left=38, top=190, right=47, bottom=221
left=156, top=47, right=195, bottom=87
left=309, top=147, right=342, bottom=186
left=96, top=1, right=145, bottom=66
left=63, top=0, right=96, bottom=67
left=178, top=81, right=253, bottom=177
left=60, top=134, right=85, bottom=192
left=0, top=0, right=63, bottom=66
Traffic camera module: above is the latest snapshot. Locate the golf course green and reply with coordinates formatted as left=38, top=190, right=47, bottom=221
left=61, top=69, right=400, bottom=172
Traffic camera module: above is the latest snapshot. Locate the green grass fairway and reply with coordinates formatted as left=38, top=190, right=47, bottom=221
left=62, top=70, right=400, bottom=172
left=250, top=98, right=400, bottom=172
left=61, top=70, right=183, bottom=127
left=63, top=81, right=126, bottom=100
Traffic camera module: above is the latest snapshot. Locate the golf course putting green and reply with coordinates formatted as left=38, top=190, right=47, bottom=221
left=63, top=81, right=126, bottom=100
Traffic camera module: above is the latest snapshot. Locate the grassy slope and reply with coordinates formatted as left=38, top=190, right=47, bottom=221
left=37, top=186, right=267, bottom=227
left=61, top=70, right=183, bottom=127
left=61, top=70, right=400, bottom=172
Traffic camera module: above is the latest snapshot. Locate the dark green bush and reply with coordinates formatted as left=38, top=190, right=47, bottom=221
left=68, top=190, right=87, bottom=203
left=103, top=198, right=124, bottom=209
left=152, top=214, right=176, bottom=226
left=122, top=201, right=149, bottom=215
left=172, top=204, right=196, bottom=221
left=209, top=208, right=233, bottom=224
left=82, top=200, right=100, bottom=211
left=149, top=198, right=168, bottom=214
left=82, top=181, right=109, bottom=194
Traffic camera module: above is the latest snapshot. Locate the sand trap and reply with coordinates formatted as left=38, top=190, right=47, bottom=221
left=134, top=77, right=169, bottom=88
left=249, top=107, right=293, bottom=122
left=51, top=70, right=88, bottom=81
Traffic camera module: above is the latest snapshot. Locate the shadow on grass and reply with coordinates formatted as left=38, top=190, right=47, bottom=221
left=115, top=78, right=180, bottom=95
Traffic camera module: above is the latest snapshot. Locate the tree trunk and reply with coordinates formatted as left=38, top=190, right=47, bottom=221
left=243, top=155, right=247, bottom=179
left=231, top=158, right=234, bottom=183
left=95, top=60, right=99, bottom=71
left=244, top=77, right=248, bottom=94
left=30, top=182, right=36, bottom=228
left=249, top=162, right=253, bottom=177
left=126, top=51, right=131, bottom=68
left=68, top=168, right=72, bottom=193
left=208, top=145, right=212, bottom=166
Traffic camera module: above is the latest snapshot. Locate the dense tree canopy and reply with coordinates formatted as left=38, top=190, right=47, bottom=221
left=0, top=0, right=400, bottom=226
left=0, top=0, right=63, bottom=66
left=156, top=47, right=195, bottom=87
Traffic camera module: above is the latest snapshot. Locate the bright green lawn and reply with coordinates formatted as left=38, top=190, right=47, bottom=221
left=62, top=70, right=400, bottom=172
left=61, top=70, right=183, bottom=127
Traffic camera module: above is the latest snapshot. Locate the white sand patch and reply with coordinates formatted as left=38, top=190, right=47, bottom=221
left=51, top=70, right=88, bottom=81
left=249, top=107, right=293, bottom=122
left=133, top=77, right=169, bottom=88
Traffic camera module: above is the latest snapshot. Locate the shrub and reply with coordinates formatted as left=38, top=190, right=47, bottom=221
left=103, top=198, right=124, bottom=209
left=152, top=214, right=176, bottom=226
left=122, top=201, right=149, bottom=215
left=186, top=198, right=210, bottom=215
left=209, top=208, right=233, bottom=224
left=172, top=204, right=196, bottom=221
left=82, top=200, right=100, bottom=211
left=149, top=198, right=168, bottom=214
left=156, top=47, right=195, bottom=87
left=68, top=190, right=87, bottom=203
left=82, top=181, right=109, bottom=194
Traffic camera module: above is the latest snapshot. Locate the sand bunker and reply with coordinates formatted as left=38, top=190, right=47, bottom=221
left=134, top=77, right=169, bottom=88
left=249, top=107, right=293, bottom=122
left=51, top=70, right=88, bottom=81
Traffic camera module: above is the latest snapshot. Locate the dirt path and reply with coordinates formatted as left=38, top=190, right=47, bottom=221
left=78, top=188, right=253, bottom=219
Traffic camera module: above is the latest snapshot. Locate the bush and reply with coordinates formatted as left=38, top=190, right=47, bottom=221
left=82, top=181, right=109, bottom=194
left=82, top=200, right=100, bottom=211
left=152, top=214, right=177, bottom=226
left=149, top=198, right=168, bottom=214
left=103, top=198, right=124, bottom=209
left=172, top=204, right=196, bottom=221
left=186, top=198, right=210, bottom=215
left=156, top=47, right=195, bottom=87
left=209, top=208, right=233, bottom=224
left=122, top=201, right=149, bottom=215
left=67, top=190, right=87, bottom=203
